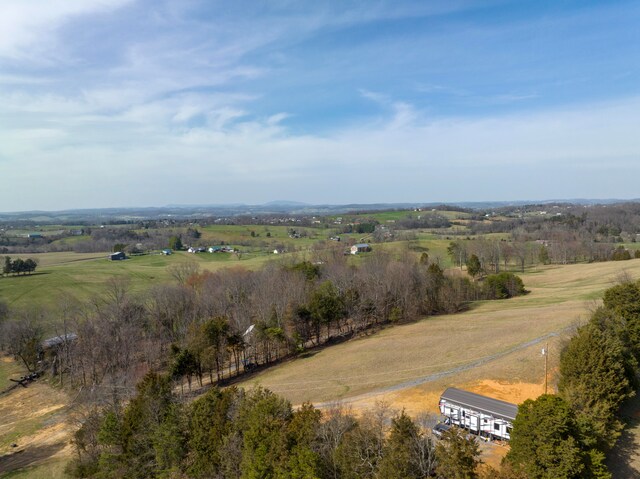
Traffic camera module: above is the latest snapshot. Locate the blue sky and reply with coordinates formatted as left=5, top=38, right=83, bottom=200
left=1, top=0, right=639, bottom=211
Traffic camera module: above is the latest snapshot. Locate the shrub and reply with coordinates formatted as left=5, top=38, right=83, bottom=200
left=611, top=246, right=631, bottom=261
left=483, top=272, right=526, bottom=299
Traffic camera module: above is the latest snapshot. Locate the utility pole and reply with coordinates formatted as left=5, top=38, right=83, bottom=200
left=542, top=342, right=548, bottom=395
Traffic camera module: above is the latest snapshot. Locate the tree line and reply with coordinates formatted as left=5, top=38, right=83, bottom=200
left=0, top=249, right=526, bottom=411
left=2, top=256, right=37, bottom=276
left=67, top=374, right=488, bottom=479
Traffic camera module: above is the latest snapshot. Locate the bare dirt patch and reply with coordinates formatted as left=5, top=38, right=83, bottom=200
left=0, top=377, right=73, bottom=476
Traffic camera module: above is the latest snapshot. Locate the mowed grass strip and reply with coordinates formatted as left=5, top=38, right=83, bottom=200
left=238, top=259, right=640, bottom=406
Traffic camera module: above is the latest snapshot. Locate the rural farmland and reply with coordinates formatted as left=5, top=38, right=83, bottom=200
left=3, top=253, right=640, bottom=477
left=239, top=260, right=640, bottom=408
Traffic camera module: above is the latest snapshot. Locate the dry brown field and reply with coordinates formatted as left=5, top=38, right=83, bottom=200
left=241, top=260, right=640, bottom=407
left=0, top=356, right=73, bottom=478
left=237, top=260, right=640, bottom=474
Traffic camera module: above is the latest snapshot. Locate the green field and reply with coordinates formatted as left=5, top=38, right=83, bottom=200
left=328, top=209, right=471, bottom=223
left=0, top=233, right=468, bottom=309
left=0, top=251, right=274, bottom=309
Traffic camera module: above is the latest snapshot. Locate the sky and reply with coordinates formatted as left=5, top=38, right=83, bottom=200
left=1, top=0, right=640, bottom=211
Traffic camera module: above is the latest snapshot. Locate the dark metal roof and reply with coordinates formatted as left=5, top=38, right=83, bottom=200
left=440, top=387, right=518, bottom=422
left=42, top=333, right=78, bottom=349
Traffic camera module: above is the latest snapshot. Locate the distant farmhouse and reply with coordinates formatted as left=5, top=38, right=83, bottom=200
left=350, top=243, right=372, bottom=255
left=110, top=251, right=126, bottom=261
left=438, top=387, right=517, bottom=441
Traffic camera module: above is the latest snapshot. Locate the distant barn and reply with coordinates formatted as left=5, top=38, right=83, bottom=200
left=110, top=251, right=126, bottom=261
left=439, top=387, right=518, bottom=441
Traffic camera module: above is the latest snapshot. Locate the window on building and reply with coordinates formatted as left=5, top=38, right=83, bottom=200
left=507, top=427, right=512, bottom=435
left=494, top=423, right=500, bottom=431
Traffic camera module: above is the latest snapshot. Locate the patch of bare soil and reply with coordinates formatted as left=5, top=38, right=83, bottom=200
left=0, top=378, right=74, bottom=475
left=323, top=378, right=543, bottom=471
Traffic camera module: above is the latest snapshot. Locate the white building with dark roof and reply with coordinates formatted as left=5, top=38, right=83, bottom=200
left=439, top=387, right=518, bottom=441
left=350, top=243, right=371, bottom=254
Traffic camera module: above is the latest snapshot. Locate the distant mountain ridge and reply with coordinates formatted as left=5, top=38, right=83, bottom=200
left=1, top=198, right=639, bottom=223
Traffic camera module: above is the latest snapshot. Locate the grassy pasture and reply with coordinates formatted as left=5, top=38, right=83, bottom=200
left=330, top=209, right=471, bottom=223
left=199, top=224, right=336, bottom=250
left=0, top=234, right=464, bottom=310
left=0, top=251, right=274, bottom=310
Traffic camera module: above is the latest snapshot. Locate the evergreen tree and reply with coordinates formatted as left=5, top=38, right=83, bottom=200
left=559, top=322, right=635, bottom=450
left=506, top=395, right=585, bottom=479
left=91, top=372, right=185, bottom=478
left=284, top=403, right=323, bottom=479
left=2, top=256, right=11, bottom=275
left=538, top=245, right=550, bottom=264
left=239, top=387, right=293, bottom=479
left=308, top=281, right=345, bottom=340
left=602, top=281, right=640, bottom=357
left=378, top=411, right=423, bottom=479
left=168, top=235, right=183, bottom=250
left=435, top=426, right=480, bottom=479
left=202, top=316, right=230, bottom=381
left=188, top=387, right=240, bottom=478
left=466, top=254, right=482, bottom=279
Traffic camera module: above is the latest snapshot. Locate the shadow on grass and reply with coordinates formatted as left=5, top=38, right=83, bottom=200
left=0, top=442, right=66, bottom=475
left=1, top=272, right=51, bottom=279
left=607, top=395, right=640, bottom=478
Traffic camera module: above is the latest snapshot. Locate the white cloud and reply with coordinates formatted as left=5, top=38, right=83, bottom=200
left=2, top=92, right=639, bottom=210
left=0, top=0, right=133, bottom=60
left=0, top=1, right=638, bottom=210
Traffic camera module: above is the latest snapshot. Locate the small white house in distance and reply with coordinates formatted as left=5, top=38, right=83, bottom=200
left=350, top=243, right=372, bottom=255
left=439, top=387, right=517, bottom=441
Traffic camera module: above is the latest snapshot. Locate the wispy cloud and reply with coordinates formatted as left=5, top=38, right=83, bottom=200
left=2, top=89, right=640, bottom=209
left=0, top=0, right=134, bottom=61
left=1, top=1, right=639, bottom=210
